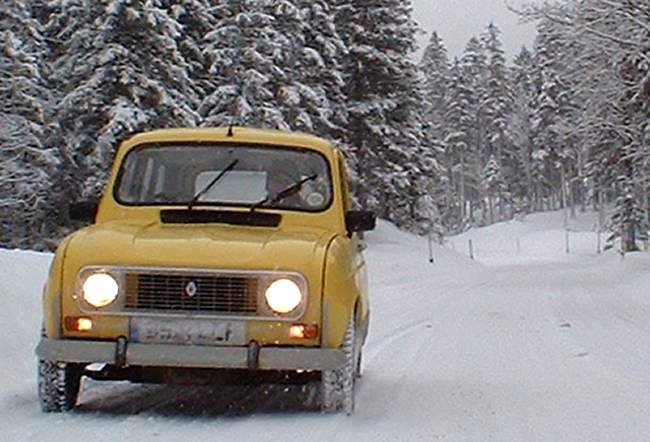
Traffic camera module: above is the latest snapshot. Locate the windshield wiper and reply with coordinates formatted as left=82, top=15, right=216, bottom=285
left=250, top=174, right=317, bottom=212
left=188, top=159, right=239, bottom=210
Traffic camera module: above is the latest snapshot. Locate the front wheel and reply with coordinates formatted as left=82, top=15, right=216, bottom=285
left=37, top=359, right=83, bottom=412
left=320, top=317, right=359, bottom=414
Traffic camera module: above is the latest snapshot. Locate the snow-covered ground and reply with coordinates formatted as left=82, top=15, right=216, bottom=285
left=2, top=210, right=650, bottom=441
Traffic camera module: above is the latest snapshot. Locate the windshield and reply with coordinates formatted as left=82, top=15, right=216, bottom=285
left=115, top=143, right=333, bottom=212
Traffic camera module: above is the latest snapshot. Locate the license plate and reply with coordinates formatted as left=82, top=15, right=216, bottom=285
left=130, top=318, right=246, bottom=346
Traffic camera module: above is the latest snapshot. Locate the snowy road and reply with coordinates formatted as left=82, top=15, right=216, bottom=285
left=2, top=214, right=650, bottom=441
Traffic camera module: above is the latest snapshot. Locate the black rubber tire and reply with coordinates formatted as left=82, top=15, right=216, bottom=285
left=37, top=359, right=83, bottom=412
left=320, top=317, right=359, bottom=414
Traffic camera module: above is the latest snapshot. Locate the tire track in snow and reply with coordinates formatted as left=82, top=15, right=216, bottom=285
left=364, top=279, right=493, bottom=369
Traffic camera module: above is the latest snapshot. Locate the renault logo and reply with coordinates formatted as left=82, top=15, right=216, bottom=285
left=185, top=281, right=198, bottom=297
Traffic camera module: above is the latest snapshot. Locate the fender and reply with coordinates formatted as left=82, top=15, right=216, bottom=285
left=42, top=233, right=76, bottom=339
left=321, top=234, right=369, bottom=348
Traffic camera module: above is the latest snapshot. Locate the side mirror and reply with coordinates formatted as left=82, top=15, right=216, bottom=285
left=346, top=211, right=376, bottom=233
left=69, top=200, right=99, bottom=224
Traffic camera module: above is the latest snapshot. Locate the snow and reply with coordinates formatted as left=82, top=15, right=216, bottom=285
left=2, top=210, right=650, bottom=440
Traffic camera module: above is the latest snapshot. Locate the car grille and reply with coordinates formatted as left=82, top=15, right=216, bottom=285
left=124, top=272, right=259, bottom=315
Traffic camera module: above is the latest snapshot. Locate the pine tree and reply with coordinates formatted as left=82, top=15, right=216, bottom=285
left=47, top=0, right=199, bottom=211
left=458, top=37, right=488, bottom=222
left=334, top=0, right=427, bottom=225
left=508, top=46, right=536, bottom=213
left=419, top=31, right=450, bottom=230
left=201, top=1, right=288, bottom=128
left=270, top=0, right=346, bottom=134
left=519, top=0, right=649, bottom=251
left=481, top=23, right=514, bottom=219
left=607, top=178, right=648, bottom=252
left=0, top=0, right=59, bottom=248
left=420, top=31, right=450, bottom=144
left=444, top=58, right=473, bottom=229
left=530, top=17, right=578, bottom=212
left=481, top=154, right=509, bottom=224
left=201, top=0, right=345, bottom=137
left=165, top=0, right=218, bottom=100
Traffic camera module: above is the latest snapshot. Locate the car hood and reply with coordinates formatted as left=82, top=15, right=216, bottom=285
left=64, top=221, right=336, bottom=274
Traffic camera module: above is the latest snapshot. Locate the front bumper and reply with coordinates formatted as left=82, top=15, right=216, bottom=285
left=36, top=338, right=345, bottom=371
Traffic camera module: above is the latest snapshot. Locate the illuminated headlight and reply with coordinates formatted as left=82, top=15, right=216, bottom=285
left=264, top=279, right=303, bottom=314
left=82, top=273, right=119, bottom=308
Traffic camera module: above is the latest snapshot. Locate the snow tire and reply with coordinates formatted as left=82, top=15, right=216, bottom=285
left=37, top=359, right=82, bottom=412
left=355, top=349, right=363, bottom=379
left=320, top=317, right=359, bottom=415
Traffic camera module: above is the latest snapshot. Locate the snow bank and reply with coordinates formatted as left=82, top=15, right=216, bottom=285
left=449, top=210, right=616, bottom=265
left=0, top=249, right=51, bottom=380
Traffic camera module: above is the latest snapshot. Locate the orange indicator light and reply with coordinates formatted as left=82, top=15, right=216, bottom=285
left=64, top=316, right=93, bottom=332
left=289, top=325, right=304, bottom=339
left=289, top=324, right=319, bottom=339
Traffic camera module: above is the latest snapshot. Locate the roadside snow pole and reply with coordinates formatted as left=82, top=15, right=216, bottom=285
left=561, top=165, right=569, bottom=228
left=427, top=233, right=434, bottom=264
left=469, top=239, right=475, bottom=260
left=516, top=238, right=521, bottom=255
left=597, top=190, right=604, bottom=254
left=565, top=230, right=570, bottom=254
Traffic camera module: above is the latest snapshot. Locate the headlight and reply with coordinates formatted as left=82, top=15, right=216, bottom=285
left=264, top=279, right=303, bottom=314
left=82, top=273, right=119, bottom=308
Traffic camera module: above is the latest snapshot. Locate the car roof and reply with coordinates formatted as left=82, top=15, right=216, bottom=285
left=119, top=127, right=337, bottom=157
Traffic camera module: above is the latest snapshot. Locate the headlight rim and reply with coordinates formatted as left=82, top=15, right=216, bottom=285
left=80, top=271, right=120, bottom=309
left=263, top=277, right=305, bottom=316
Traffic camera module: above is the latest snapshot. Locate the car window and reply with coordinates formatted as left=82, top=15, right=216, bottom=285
left=115, top=143, right=333, bottom=212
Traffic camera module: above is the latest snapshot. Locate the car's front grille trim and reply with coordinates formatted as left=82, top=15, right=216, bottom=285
left=124, top=272, right=259, bottom=315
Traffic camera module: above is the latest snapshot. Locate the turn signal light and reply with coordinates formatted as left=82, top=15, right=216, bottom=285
left=289, top=324, right=319, bottom=339
left=65, top=316, right=93, bottom=332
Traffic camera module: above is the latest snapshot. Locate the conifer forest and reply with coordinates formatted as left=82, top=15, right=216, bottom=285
left=1, top=0, right=648, bottom=251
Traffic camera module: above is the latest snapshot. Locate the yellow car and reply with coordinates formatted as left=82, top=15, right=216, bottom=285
left=36, top=127, right=374, bottom=414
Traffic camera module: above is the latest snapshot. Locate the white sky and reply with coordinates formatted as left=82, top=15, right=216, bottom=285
left=412, top=0, right=539, bottom=61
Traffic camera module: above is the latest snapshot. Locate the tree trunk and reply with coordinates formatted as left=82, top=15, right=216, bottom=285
left=488, top=195, right=495, bottom=224
left=622, top=222, right=639, bottom=252
left=459, top=152, right=466, bottom=221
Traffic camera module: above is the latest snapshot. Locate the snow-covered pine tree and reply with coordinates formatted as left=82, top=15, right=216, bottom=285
left=444, top=57, right=475, bottom=229
left=508, top=45, right=536, bottom=213
left=530, top=17, right=578, bottom=212
left=481, top=154, right=509, bottom=224
left=519, top=0, right=649, bottom=251
left=0, top=1, right=59, bottom=248
left=201, top=1, right=288, bottom=128
left=47, top=0, right=199, bottom=213
left=295, top=0, right=348, bottom=137
left=481, top=23, right=513, bottom=219
left=607, top=177, right=648, bottom=252
left=482, top=24, right=511, bottom=149
left=420, top=31, right=450, bottom=145
left=333, top=0, right=427, bottom=226
left=202, top=0, right=345, bottom=137
left=457, top=37, right=488, bottom=222
left=270, top=0, right=346, bottom=134
left=418, top=31, right=450, bottom=230
left=165, top=0, right=217, bottom=101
